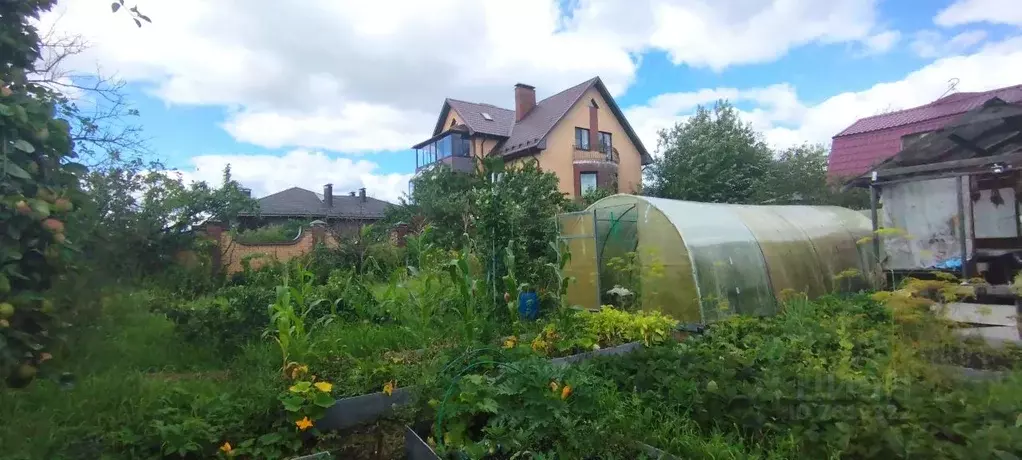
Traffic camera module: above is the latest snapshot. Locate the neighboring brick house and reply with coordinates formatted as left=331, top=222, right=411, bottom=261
left=411, top=77, right=654, bottom=198
left=238, top=185, right=390, bottom=234
left=829, top=84, right=1022, bottom=179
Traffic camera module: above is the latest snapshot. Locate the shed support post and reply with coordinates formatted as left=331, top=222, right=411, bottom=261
left=956, top=176, right=969, bottom=279
left=869, top=184, right=880, bottom=265
left=592, top=207, right=600, bottom=308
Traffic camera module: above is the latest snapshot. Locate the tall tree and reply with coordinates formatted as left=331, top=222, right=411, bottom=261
left=644, top=101, right=773, bottom=203
left=1, top=0, right=85, bottom=387
left=761, top=143, right=870, bottom=208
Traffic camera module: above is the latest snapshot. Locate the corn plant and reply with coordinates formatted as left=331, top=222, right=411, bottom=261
left=501, top=245, right=523, bottom=321
left=265, top=263, right=332, bottom=374
left=445, top=235, right=492, bottom=342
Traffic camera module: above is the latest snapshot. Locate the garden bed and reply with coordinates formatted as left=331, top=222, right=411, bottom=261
left=549, top=341, right=643, bottom=366
left=404, top=423, right=440, bottom=460
left=403, top=423, right=683, bottom=460
left=317, top=387, right=416, bottom=431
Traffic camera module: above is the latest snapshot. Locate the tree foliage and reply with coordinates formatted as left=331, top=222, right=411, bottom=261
left=645, top=100, right=869, bottom=208
left=645, top=101, right=773, bottom=203
left=762, top=144, right=870, bottom=208
left=393, top=158, right=569, bottom=289
left=73, top=165, right=256, bottom=277
left=0, top=0, right=84, bottom=386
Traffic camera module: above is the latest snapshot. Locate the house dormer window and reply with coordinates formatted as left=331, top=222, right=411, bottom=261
left=575, top=127, right=590, bottom=150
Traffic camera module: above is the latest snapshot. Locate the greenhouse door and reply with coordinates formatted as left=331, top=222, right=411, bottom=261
left=556, top=211, right=600, bottom=309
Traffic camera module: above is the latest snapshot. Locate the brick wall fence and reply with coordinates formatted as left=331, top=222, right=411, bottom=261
left=204, top=221, right=339, bottom=274
left=202, top=221, right=412, bottom=275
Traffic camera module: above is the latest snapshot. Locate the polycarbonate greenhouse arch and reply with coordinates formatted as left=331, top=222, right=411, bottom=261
left=557, top=195, right=876, bottom=323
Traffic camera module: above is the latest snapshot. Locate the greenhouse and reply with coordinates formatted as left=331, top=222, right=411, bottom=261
left=557, top=195, right=877, bottom=323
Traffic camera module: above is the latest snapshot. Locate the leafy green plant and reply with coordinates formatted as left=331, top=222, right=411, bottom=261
left=234, top=221, right=305, bottom=244
left=279, top=366, right=337, bottom=433
left=265, top=263, right=333, bottom=373
left=0, top=0, right=86, bottom=387
left=155, top=285, right=276, bottom=354
left=525, top=306, right=677, bottom=356
left=445, top=237, right=490, bottom=342
left=426, top=356, right=639, bottom=459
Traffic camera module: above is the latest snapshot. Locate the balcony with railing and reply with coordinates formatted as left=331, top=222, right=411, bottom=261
left=413, top=130, right=473, bottom=173
left=573, top=142, right=619, bottom=165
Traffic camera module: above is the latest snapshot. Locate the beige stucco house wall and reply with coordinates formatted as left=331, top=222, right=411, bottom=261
left=542, top=87, right=643, bottom=196
left=417, top=78, right=648, bottom=199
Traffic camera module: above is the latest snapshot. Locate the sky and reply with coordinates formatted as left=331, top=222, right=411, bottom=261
left=38, top=0, right=1022, bottom=203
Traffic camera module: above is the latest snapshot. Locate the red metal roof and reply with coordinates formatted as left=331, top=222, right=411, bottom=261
left=829, top=84, right=1022, bottom=178
left=835, top=85, right=1022, bottom=137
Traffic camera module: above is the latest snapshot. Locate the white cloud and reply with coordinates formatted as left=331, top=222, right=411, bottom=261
left=40, top=0, right=894, bottom=153
left=173, top=150, right=413, bottom=203
left=642, top=0, right=889, bottom=70
left=625, top=35, right=1022, bottom=152
left=935, top=0, right=1022, bottom=27
left=910, top=30, right=988, bottom=58
left=862, top=30, right=902, bottom=55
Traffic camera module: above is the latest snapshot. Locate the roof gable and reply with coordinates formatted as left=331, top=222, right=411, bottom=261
left=498, top=77, right=653, bottom=165
left=432, top=99, right=515, bottom=138
left=422, top=77, right=653, bottom=165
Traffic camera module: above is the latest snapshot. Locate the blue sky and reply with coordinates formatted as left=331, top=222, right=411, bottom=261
left=41, top=0, right=1022, bottom=202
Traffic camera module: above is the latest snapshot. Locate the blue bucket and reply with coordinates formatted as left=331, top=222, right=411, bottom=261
left=518, top=292, right=539, bottom=320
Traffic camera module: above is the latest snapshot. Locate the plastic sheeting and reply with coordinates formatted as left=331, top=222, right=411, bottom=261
left=558, top=195, right=875, bottom=323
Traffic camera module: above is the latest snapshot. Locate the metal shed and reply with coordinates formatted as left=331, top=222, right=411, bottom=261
left=556, top=195, right=875, bottom=323
left=846, top=97, right=1022, bottom=287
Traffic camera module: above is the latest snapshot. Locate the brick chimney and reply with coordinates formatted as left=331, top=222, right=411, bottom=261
left=358, top=187, right=367, bottom=202
left=324, top=183, right=333, bottom=207
left=514, top=83, right=536, bottom=122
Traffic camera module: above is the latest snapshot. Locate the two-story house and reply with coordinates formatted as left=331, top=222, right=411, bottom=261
left=411, top=77, right=653, bottom=198
left=829, top=84, right=1022, bottom=179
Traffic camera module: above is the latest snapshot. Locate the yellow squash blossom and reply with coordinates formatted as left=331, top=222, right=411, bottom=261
left=503, top=336, right=517, bottom=349
left=314, top=381, right=333, bottom=393
left=219, top=442, right=233, bottom=455
left=383, top=380, right=396, bottom=396
left=549, top=381, right=559, bottom=392
left=561, top=385, right=572, bottom=400
left=295, top=416, right=314, bottom=431
left=289, top=364, right=309, bottom=380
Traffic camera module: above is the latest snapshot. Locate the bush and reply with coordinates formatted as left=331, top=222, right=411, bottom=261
left=364, top=242, right=405, bottom=277
left=155, top=285, right=276, bottom=354
left=234, top=221, right=305, bottom=244
left=228, top=257, right=288, bottom=288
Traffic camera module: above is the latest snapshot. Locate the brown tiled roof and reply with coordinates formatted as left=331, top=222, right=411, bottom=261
left=440, top=99, right=515, bottom=137
left=497, top=78, right=596, bottom=156
left=425, top=77, right=653, bottom=165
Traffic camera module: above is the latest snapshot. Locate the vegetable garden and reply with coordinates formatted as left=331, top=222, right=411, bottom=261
left=2, top=2, right=1022, bottom=459
left=2, top=229, right=1021, bottom=459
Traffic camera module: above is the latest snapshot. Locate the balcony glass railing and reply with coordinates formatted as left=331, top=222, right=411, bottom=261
left=415, top=132, right=471, bottom=171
